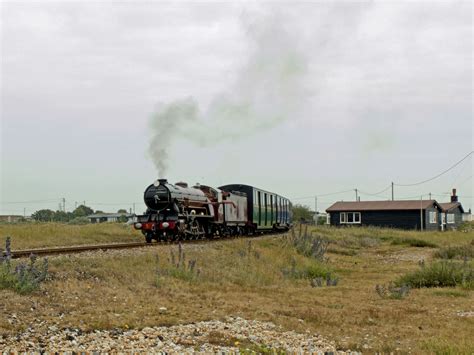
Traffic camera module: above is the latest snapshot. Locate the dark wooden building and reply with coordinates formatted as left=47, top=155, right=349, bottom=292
left=439, top=189, right=464, bottom=230
left=326, top=200, right=443, bottom=231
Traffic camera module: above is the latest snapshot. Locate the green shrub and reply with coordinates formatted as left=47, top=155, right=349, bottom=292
left=396, top=261, right=473, bottom=289
left=391, top=238, right=437, bottom=248
left=458, top=221, right=474, bottom=232
left=282, top=257, right=338, bottom=286
left=434, top=244, right=474, bottom=260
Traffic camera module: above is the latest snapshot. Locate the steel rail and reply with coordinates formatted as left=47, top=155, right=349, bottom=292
left=10, top=241, right=149, bottom=259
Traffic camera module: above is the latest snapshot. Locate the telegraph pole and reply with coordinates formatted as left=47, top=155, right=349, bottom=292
left=355, top=189, right=358, bottom=201
left=420, top=195, right=424, bottom=231
left=314, top=196, right=318, bottom=224
left=391, top=182, right=394, bottom=201
left=133, top=203, right=136, bottom=214
left=429, top=192, right=432, bottom=200
left=62, top=198, right=66, bottom=212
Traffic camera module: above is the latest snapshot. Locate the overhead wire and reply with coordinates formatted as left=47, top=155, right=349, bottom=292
left=291, top=189, right=354, bottom=200
left=1, top=198, right=61, bottom=204
left=394, top=151, right=473, bottom=187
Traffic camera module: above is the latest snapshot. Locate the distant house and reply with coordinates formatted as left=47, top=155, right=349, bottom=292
left=326, top=200, right=443, bottom=231
left=0, top=215, right=24, bottom=223
left=462, top=211, right=472, bottom=222
left=439, top=189, right=464, bottom=230
left=87, top=213, right=135, bottom=224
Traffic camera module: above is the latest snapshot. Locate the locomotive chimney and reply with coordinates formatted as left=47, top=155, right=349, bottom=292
left=158, top=178, right=168, bottom=185
left=451, top=188, right=458, bottom=202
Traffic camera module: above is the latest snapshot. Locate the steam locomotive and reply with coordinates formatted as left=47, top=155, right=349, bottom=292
left=134, top=179, right=292, bottom=242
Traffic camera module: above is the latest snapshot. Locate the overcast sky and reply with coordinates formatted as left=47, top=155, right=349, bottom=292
left=1, top=1, right=472, bottom=215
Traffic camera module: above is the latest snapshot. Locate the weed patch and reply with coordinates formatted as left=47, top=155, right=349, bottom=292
left=284, top=225, right=329, bottom=260
left=375, top=283, right=410, bottom=299
left=396, top=261, right=473, bottom=289
left=391, top=237, right=437, bottom=248
left=155, top=243, right=200, bottom=286
left=432, top=289, right=469, bottom=298
left=0, top=237, right=49, bottom=294
left=282, top=257, right=338, bottom=287
left=434, top=243, right=474, bottom=260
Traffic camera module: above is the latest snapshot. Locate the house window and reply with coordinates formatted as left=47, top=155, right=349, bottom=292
left=340, top=212, right=346, bottom=223
left=354, top=212, right=361, bottom=223
left=447, top=213, right=455, bottom=224
left=429, top=211, right=437, bottom=224
left=340, top=212, right=361, bottom=224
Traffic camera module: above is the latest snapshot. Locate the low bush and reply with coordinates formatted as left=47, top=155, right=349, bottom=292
left=284, top=225, right=329, bottom=261
left=395, top=261, right=473, bottom=289
left=0, top=237, right=49, bottom=294
left=434, top=244, right=474, bottom=260
left=458, top=221, right=474, bottom=233
left=391, top=238, right=437, bottom=248
left=282, top=257, right=338, bottom=287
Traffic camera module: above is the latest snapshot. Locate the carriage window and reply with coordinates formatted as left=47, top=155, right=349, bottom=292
left=264, top=193, right=268, bottom=225
left=258, top=191, right=261, bottom=225
left=270, top=195, right=273, bottom=224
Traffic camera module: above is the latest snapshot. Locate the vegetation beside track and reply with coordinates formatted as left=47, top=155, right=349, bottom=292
left=0, top=222, right=140, bottom=249
left=0, top=223, right=473, bottom=353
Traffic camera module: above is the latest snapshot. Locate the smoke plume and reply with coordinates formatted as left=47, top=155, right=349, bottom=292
left=148, top=13, right=308, bottom=177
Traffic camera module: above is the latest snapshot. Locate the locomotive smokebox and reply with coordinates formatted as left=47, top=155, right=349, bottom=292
left=144, top=180, right=171, bottom=211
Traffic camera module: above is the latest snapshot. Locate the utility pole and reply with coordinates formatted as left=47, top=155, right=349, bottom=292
left=314, top=196, right=318, bottom=224
left=429, top=192, right=432, bottom=200
left=391, top=182, right=394, bottom=201
left=62, top=198, right=66, bottom=212
left=133, top=203, right=136, bottom=214
left=420, top=195, right=424, bottom=231
left=355, top=189, right=358, bottom=201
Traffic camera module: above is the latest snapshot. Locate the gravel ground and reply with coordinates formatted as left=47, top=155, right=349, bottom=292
left=1, top=316, right=357, bottom=353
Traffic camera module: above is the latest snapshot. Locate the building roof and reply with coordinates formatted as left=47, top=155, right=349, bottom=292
left=438, top=202, right=464, bottom=213
left=326, top=200, right=439, bottom=212
left=87, top=213, right=134, bottom=218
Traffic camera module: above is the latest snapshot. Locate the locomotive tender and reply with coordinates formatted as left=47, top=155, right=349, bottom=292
left=134, top=179, right=292, bottom=242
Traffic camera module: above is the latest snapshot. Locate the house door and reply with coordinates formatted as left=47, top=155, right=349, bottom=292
left=441, top=213, right=446, bottom=231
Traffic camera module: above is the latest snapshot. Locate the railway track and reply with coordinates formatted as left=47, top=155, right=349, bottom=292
left=8, top=232, right=284, bottom=259
left=9, top=241, right=150, bottom=259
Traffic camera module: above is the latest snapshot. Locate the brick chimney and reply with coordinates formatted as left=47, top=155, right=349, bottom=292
left=451, top=188, right=458, bottom=202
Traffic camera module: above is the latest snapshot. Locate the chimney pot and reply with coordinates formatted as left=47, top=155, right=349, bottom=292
left=451, top=188, right=458, bottom=202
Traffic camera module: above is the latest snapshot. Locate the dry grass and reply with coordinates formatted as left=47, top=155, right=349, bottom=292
left=0, top=222, right=140, bottom=249
left=0, top=224, right=473, bottom=353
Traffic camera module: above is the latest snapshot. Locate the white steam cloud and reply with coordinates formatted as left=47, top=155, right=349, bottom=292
left=148, top=13, right=308, bottom=177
